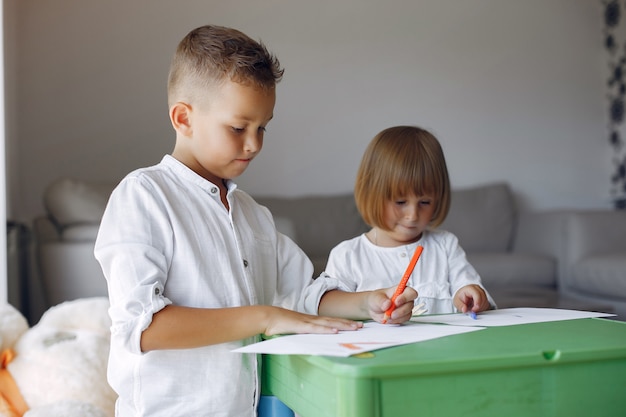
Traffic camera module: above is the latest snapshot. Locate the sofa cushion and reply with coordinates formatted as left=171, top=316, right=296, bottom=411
left=467, top=252, right=556, bottom=289
left=256, top=194, right=368, bottom=259
left=566, top=210, right=626, bottom=260
left=570, top=255, right=626, bottom=299
left=44, top=178, right=116, bottom=226
left=440, top=182, right=516, bottom=253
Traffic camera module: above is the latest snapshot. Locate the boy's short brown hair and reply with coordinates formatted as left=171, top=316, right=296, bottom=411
left=354, top=126, right=451, bottom=230
left=167, top=25, right=284, bottom=107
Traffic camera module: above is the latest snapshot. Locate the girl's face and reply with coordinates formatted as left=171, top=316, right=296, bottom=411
left=376, top=194, right=436, bottom=247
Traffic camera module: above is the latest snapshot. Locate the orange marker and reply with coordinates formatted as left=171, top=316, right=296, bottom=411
left=382, top=245, right=423, bottom=324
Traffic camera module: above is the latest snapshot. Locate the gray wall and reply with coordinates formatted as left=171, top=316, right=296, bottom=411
left=7, top=0, right=609, bottom=223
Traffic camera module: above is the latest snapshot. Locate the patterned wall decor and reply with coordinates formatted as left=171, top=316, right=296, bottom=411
left=604, top=0, right=626, bottom=209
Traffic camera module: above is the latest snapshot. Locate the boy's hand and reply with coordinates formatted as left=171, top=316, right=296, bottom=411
left=454, top=284, right=490, bottom=314
left=370, top=286, right=418, bottom=324
left=263, top=307, right=363, bottom=337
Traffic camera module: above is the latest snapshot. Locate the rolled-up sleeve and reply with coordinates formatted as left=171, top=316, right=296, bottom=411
left=103, top=259, right=172, bottom=354
left=299, top=272, right=353, bottom=314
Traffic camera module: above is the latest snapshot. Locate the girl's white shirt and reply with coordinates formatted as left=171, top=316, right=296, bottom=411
left=310, top=230, right=496, bottom=315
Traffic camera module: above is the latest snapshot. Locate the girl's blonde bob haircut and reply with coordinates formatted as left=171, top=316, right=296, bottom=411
left=354, top=126, right=451, bottom=230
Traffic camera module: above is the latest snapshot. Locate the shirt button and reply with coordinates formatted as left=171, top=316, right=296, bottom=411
left=401, top=253, right=407, bottom=258
left=154, top=288, right=160, bottom=295
left=243, top=259, right=249, bottom=268
left=210, top=187, right=218, bottom=194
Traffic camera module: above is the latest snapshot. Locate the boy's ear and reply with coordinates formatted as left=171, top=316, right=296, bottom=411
left=169, top=102, right=193, bottom=136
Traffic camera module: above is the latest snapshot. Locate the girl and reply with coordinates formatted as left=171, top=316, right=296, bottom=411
left=314, top=126, right=495, bottom=320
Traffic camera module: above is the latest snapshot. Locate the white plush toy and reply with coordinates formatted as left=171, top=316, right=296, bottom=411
left=0, top=297, right=116, bottom=417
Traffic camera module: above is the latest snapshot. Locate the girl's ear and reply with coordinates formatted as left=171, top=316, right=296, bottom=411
left=169, top=102, right=193, bottom=136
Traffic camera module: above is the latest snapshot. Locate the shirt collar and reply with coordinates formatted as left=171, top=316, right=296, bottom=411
left=161, top=154, right=239, bottom=195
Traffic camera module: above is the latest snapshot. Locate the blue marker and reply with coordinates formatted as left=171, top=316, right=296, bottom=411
left=468, top=311, right=477, bottom=320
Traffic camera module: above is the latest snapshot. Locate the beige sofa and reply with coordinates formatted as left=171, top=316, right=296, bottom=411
left=32, top=178, right=625, bottom=320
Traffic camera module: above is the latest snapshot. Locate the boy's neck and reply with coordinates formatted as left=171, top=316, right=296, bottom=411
left=217, top=179, right=230, bottom=211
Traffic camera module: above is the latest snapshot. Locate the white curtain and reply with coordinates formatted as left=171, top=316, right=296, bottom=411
left=604, top=0, right=626, bottom=208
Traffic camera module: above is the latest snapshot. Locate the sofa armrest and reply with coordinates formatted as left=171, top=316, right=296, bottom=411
left=565, top=210, right=626, bottom=261
left=37, top=241, right=108, bottom=306
left=559, top=210, right=626, bottom=305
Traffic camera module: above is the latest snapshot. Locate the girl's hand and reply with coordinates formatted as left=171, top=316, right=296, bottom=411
left=369, top=286, right=418, bottom=324
left=454, top=284, right=490, bottom=314
left=263, top=307, right=363, bottom=336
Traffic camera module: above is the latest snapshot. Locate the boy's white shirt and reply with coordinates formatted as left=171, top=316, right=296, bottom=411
left=308, top=230, right=496, bottom=315
left=94, top=155, right=336, bottom=417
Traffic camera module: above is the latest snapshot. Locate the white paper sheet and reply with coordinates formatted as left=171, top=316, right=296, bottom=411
left=234, top=308, right=616, bottom=357
left=233, top=321, right=484, bottom=357
left=410, top=307, right=615, bottom=327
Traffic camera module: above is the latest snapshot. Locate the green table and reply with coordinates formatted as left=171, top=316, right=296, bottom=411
left=262, top=318, right=626, bottom=417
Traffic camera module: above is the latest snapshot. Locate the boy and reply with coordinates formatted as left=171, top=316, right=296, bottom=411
left=95, top=25, right=414, bottom=416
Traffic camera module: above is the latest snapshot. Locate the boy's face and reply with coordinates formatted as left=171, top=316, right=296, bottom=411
left=171, top=79, right=276, bottom=184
